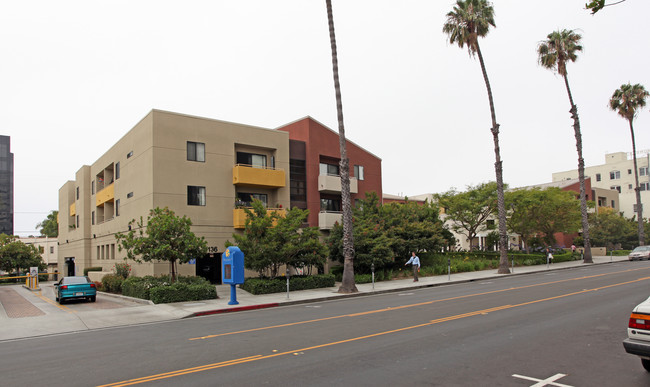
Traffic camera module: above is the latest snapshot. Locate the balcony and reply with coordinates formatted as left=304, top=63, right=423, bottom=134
left=318, top=175, right=358, bottom=194
left=96, top=183, right=115, bottom=207
left=232, top=164, right=285, bottom=188
left=319, top=211, right=342, bottom=230
left=69, top=203, right=76, bottom=216
left=233, top=207, right=286, bottom=229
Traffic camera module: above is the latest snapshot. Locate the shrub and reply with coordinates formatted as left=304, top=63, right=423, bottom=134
left=150, top=282, right=217, bottom=304
left=101, top=274, right=124, bottom=293
left=241, top=274, right=336, bottom=295
left=113, top=262, right=131, bottom=279
left=84, top=266, right=103, bottom=276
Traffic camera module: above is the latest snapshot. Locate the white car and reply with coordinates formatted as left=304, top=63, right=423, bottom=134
left=629, top=246, right=650, bottom=261
left=623, top=296, right=650, bottom=371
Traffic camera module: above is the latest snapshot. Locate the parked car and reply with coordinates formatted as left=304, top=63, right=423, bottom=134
left=628, top=246, right=650, bottom=261
left=54, top=276, right=97, bottom=304
left=623, top=296, right=650, bottom=371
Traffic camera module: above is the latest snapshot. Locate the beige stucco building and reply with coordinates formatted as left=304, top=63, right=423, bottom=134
left=18, top=236, right=58, bottom=271
left=553, top=152, right=649, bottom=219
left=58, top=110, right=290, bottom=281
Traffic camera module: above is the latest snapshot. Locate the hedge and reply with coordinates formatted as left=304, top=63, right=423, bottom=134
left=240, top=274, right=336, bottom=295
left=150, top=282, right=217, bottom=304
left=101, top=274, right=124, bottom=293
left=84, top=266, right=103, bottom=276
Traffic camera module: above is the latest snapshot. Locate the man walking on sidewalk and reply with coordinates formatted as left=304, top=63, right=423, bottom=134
left=405, top=252, right=421, bottom=282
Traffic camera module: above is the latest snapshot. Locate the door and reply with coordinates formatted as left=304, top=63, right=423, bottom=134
left=196, top=253, right=221, bottom=284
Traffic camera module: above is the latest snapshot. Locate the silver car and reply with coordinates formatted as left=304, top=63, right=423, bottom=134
left=629, top=246, right=650, bottom=261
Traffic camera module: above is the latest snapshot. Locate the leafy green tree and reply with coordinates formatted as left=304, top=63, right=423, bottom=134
left=326, top=0, right=356, bottom=293
left=588, top=209, right=637, bottom=250
left=328, top=192, right=449, bottom=273
left=230, top=200, right=327, bottom=278
left=609, top=83, right=649, bottom=246
left=436, top=182, right=499, bottom=250
left=115, top=207, right=207, bottom=282
left=537, top=29, right=593, bottom=263
left=36, top=210, right=58, bottom=237
left=443, top=0, right=509, bottom=274
left=0, top=234, right=45, bottom=273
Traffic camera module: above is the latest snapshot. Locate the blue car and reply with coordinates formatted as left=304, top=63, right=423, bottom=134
left=55, top=276, right=97, bottom=304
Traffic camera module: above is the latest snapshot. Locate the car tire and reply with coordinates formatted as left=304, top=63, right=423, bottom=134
left=90, top=296, right=96, bottom=302
left=642, top=359, right=650, bottom=372
left=58, top=298, right=64, bottom=305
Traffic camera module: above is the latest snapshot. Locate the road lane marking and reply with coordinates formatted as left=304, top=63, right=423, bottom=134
left=512, top=373, right=573, bottom=387
left=36, top=290, right=76, bottom=314
left=189, top=267, right=650, bottom=341
left=104, top=275, right=650, bottom=386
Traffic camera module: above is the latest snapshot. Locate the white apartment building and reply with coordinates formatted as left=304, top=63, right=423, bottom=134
left=18, top=236, right=58, bottom=271
left=552, top=152, right=650, bottom=219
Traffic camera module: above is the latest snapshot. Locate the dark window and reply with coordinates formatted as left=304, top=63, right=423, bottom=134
left=76, top=187, right=79, bottom=200
left=236, top=192, right=268, bottom=207
left=76, top=215, right=79, bottom=227
left=50, top=246, right=54, bottom=254
left=320, top=162, right=339, bottom=176
left=320, top=198, right=341, bottom=212
left=188, top=186, right=206, bottom=206
left=237, top=152, right=266, bottom=168
left=289, top=159, right=306, bottom=205
left=486, top=219, right=496, bottom=230
left=116, top=162, right=120, bottom=179
left=127, top=151, right=133, bottom=158
left=92, top=181, right=95, bottom=194
left=610, top=171, right=620, bottom=180
left=628, top=169, right=632, bottom=175
left=611, top=200, right=616, bottom=208
left=187, top=141, right=205, bottom=162
left=116, top=199, right=120, bottom=216
left=127, top=192, right=133, bottom=198
left=92, top=211, right=95, bottom=225
left=595, top=173, right=601, bottom=182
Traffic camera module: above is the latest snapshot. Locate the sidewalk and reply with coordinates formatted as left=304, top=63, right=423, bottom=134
left=0, top=255, right=628, bottom=341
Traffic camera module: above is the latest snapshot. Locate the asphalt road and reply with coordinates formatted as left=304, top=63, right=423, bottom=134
left=2, top=261, right=650, bottom=386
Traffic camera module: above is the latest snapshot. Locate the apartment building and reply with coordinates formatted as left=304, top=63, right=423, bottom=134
left=58, top=110, right=290, bottom=282
left=553, top=152, right=648, bottom=218
left=277, top=117, right=382, bottom=231
left=0, top=136, right=13, bottom=235
left=18, top=236, right=58, bottom=271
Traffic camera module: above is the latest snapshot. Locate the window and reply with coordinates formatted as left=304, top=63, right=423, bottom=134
left=641, top=183, right=650, bottom=191
left=610, top=171, right=620, bottom=180
left=629, top=184, right=634, bottom=190
left=597, top=197, right=606, bottom=207
left=97, top=246, right=100, bottom=259
left=628, top=169, right=633, bottom=175
left=187, top=186, right=206, bottom=206
left=354, top=165, right=365, bottom=180
left=127, top=151, right=133, bottom=158
left=595, top=173, right=601, bottom=182
left=76, top=215, right=79, bottom=227
left=610, top=185, right=621, bottom=193
left=50, top=246, right=54, bottom=254
left=127, top=192, right=133, bottom=198
left=111, top=244, right=115, bottom=260
left=187, top=141, right=205, bottom=162
left=237, top=152, right=266, bottom=168
left=236, top=192, right=268, bottom=207
left=319, top=162, right=339, bottom=176
left=116, top=199, right=120, bottom=216
left=115, top=162, right=120, bottom=179
left=634, top=203, right=643, bottom=213
left=76, top=187, right=79, bottom=200
left=641, top=167, right=649, bottom=176
left=320, top=198, right=341, bottom=212
left=611, top=200, right=616, bottom=208
left=92, top=211, right=95, bottom=225
left=92, top=181, right=95, bottom=194
left=486, top=219, right=495, bottom=230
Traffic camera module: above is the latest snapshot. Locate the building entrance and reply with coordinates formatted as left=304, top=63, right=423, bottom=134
left=64, top=257, right=75, bottom=276
left=197, top=253, right=221, bottom=284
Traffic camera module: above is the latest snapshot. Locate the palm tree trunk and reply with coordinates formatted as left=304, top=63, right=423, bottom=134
left=629, top=120, right=646, bottom=245
left=326, top=0, right=357, bottom=293
left=562, top=73, right=593, bottom=263
left=475, top=44, right=510, bottom=274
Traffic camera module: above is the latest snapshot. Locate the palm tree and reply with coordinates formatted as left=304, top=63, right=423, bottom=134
left=609, top=83, right=649, bottom=246
left=537, top=29, right=593, bottom=263
left=443, top=0, right=509, bottom=274
left=326, top=0, right=357, bottom=293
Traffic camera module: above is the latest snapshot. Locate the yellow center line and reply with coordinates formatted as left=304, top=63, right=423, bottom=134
left=36, top=290, right=76, bottom=314
left=98, top=272, right=650, bottom=386
left=190, top=266, right=650, bottom=341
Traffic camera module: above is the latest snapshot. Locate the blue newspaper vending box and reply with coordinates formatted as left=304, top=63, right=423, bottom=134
left=222, top=246, right=244, bottom=304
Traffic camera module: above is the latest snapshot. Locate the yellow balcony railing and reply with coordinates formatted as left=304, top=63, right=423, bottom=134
left=69, top=203, right=76, bottom=216
left=232, top=164, right=285, bottom=188
left=96, top=183, right=115, bottom=207
left=233, top=207, right=286, bottom=229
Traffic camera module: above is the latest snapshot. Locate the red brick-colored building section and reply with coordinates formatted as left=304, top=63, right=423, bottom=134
left=554, top=178, right=592, bottom=248
left=277, top=117, right=382, bottom=228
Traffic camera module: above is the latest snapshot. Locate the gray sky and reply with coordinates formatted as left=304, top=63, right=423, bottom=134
left=1, top=0, right=649, bottom=236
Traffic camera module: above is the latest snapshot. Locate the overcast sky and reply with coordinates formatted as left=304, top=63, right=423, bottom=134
left=1, top=0, right=648, bottom=236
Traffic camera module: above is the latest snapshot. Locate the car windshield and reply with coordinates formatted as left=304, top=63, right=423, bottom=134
left=632, top=246, right=650, bottom=252
left=62, top=277, right=90, bottom=284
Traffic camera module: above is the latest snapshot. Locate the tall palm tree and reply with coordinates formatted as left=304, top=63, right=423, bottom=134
left=326, top=0, right=357, bottom=293
left=537, top=29, right=593, bottom=263
left=443, top=0, right=509, bottom=274
left=609, top=83, right=649, bottom=246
